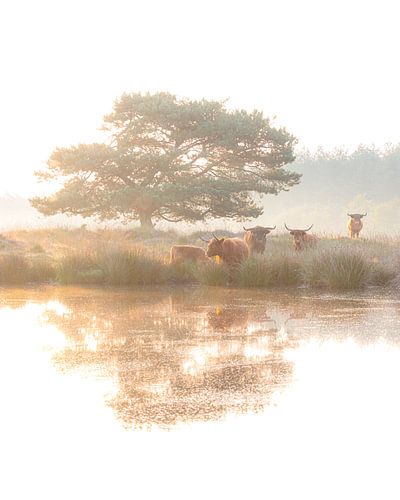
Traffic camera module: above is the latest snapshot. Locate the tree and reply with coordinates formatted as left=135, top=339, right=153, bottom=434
left=31, top=92, right=299, bottom=229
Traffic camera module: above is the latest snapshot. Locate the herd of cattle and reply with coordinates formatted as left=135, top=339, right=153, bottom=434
left=169, top=213, right=367, bottom=266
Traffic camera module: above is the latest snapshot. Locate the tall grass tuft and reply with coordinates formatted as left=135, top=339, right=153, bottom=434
left=57, top=252, right=104, bottom=285
left=304, top=250, right=369, bottom=290
left=166, top=261, right=197, bottom=284
left=193, top=261, right=230, bottom=286
left=368, top=261, right=397, bottom=286
left=0, top=255, right=56, bottom=284
left=99, top=249, right=166, bottom=285
left=0, top=255, right=30, bottom=284
left=235, top=257, right=270, bottom=287
left=267, top=254, right=302, bottom=286
left=28, top=259, right=57, bottom=283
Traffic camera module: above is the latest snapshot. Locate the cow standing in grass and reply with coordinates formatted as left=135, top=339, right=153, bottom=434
left=284, top=224, right=317, bottom=251
left=347, top=213, right=366, bottom=238
left=243, top=225, right=276, bottom=255
left=169, top=245, right=208, bottom=264
left=201, top=234, right=249, bottom=265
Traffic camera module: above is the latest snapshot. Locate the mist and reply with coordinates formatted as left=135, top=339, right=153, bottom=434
left=1, top=144, right=398, bottom=236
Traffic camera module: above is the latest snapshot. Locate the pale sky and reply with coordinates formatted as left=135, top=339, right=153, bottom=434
left=1, top=0, right=399, bottom=196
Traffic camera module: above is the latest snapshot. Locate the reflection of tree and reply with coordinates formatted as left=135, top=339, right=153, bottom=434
left=41, top=286, right=393, bottom=428
left=47, top=288, right=297, bottom=428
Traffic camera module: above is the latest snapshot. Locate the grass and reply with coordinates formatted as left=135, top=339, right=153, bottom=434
left=193, top=261, right=231, bottom=286
left=235, top=254, right=302, bottom=287
left=303, top=250, right=369, bottom=290
left=0, top=254, right=55, bottom=285
left=0, top=228, right=398, bottom=290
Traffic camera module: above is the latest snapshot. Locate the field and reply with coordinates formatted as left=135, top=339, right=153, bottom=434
left=0, top=227, right=399, bottom=290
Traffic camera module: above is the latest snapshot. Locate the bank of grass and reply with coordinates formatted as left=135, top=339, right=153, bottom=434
left=0, top=228, right=398, bottom=290
left=0, top=254, right=56, bottom=285
left=57, top=249, right=167, bottom=285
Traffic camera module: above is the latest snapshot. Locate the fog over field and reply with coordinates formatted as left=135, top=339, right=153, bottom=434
left=2, top=145, right=398, bottom=236
left=1, top=1, right=399, bottom=238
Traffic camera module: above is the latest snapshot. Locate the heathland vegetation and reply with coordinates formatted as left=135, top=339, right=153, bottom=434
left=0, top=227, right=398, bottom=290
left=1, top=93, right=398, bottom=291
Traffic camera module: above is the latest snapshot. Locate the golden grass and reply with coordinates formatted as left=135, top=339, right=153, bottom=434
left=0, top=227, right=398, bottom=289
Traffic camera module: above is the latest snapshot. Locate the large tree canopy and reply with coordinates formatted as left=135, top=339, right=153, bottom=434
left=31, top=92, right=299, bottom=228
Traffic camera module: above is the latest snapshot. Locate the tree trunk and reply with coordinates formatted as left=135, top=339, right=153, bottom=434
left=139, top=212, right=154, bottom=230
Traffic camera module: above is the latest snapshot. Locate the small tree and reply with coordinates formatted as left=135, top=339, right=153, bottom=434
left=31, top=92, right=299, bottom=228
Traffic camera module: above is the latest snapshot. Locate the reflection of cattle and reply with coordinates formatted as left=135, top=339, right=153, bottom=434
left=207, top=306, right=249, bottom=332
left=201, top=234, right=249, bottom=265
left=347, top=213, right=366, bottom=238
left=169, top=245, right=208, bottom=264
left=284, top=223, right=317, bottom=251
left=243, top=225, right=276, bottom=255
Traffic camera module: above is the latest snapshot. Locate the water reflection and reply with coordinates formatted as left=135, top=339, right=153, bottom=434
left=2, top=286, right=400, bottom=431
left=45, top=288, right=297, bottom=428
left=1, top=287, right=400, bottom=499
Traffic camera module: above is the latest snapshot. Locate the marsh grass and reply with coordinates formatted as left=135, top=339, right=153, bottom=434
left=101, top=250, right=166, bottom=285
left=192, top=261, right=231, bottom=286
left=0, top=255, right=30, bottom=284
left=57, top=252, right=104, bottom=285
left=166, top=261, right=198, bottom=284
left=27, top=258, right=57, bottom=283
left=0, top=228, right=398, bottom=289
left=303, top=250, right=369, bottom=290
left=235, top=257, right=270, bottom=287
left=0, top=254, right=56, bottom=284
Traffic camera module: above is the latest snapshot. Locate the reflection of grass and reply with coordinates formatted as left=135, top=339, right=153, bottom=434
left=0, top=228, right=398, bottom=289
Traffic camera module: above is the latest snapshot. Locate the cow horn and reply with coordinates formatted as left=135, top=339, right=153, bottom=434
left=303, top=224, right=313, bottom=232
left=243, top=226, right=251, bottom=231
left=212, top=233, right=221, bottom=242
left=199, top=236, right=209, bottom=243
left=362, top=212, right=367, bottom=217
left=284, top=223, right=294, bottom=232
left=265, top=225, right=276, bottom=231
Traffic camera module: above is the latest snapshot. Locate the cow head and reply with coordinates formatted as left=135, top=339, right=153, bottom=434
left=284, top=223, right=313, bottom=250
left=243, top=225, right=276, bottom=242
left=200, top=234, right=225, bottom=258
left=347, top=212, right=367, bottom=220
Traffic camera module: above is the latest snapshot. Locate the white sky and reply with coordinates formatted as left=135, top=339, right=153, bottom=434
left=1, top=0, right=399, bottom=196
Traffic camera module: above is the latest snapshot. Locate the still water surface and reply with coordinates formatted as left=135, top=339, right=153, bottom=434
left=1, top=286, right=400, bottom=499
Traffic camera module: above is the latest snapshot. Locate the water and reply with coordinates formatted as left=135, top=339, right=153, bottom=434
left=1, top=285, right=399, bottom=499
